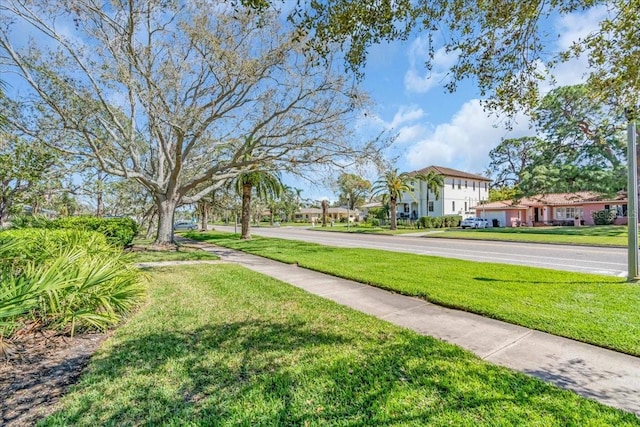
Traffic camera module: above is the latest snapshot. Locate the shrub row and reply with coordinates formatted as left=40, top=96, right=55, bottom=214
left=592, top=209, right=617, bottom=225
left=416, top=215, right=462, bottom=229
left=10, top=215, right=138, bottom=247
left=0, top=229, right=144, bottom=338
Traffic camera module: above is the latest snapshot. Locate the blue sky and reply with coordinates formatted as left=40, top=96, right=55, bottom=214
left=297, top=5, right=608, bottom=202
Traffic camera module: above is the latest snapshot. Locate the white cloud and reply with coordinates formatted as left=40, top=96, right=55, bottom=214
left=542, top=6, right=608, bottom=91
left=402, top=100, right=531, bottom=173
left=404, top=38, right=458, bottom=94
left=389, top=105, right=425, bottom=128
left=395, top=124, right=429, bottom=145
left=556, top=6, right=608, bottom=51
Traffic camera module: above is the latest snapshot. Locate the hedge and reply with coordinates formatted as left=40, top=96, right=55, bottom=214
left=416, top=215, right=462, bottom=229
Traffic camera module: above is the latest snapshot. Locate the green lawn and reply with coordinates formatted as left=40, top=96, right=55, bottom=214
left=426, top=226, right=628, bottom=246
left=127, top=245, right=219, bottom=263
left=42, top=264, right=639, bottom=425
left=309, top=225, right=425, bottom=235
left=186, top=232, right=640, bottom=356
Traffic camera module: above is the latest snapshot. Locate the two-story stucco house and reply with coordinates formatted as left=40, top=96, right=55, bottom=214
left=396, top=165, right=492, bottom=219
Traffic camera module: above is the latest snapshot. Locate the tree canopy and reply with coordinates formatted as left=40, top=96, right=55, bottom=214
left=0, top=0, right=381, bottom=245
left=292, top=0, right=639, bottom=114
left=335, top=173, right=371, bottom=210
left=0, top=134, right=59, bottom=224
left=488, top=85, right=627, bottom=197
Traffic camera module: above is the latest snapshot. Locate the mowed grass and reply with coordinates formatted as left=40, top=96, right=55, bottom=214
left=311, top=225, right=428, bottom=235
left=187, top=232, right=640, bottom=356
left=128, top=248, right=219, bottom=263
left=427, top=226, right=628, bottom=246
left=42, top=265, right=639, bottom=425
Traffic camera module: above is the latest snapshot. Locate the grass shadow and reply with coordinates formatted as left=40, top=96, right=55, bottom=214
left=42, top=319, right=635, bottom=426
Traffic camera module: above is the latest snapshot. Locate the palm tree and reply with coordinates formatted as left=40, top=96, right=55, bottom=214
left=234, top=167, right=283, bottom=239
left=415, top=170, right=444, bottom=217
left=321, top=199, right=328, bottom=227
left=371, top=169, right=415, bottom=230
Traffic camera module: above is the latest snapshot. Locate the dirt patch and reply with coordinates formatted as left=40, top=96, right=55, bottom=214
left=0, top=330, right=108, bottom=426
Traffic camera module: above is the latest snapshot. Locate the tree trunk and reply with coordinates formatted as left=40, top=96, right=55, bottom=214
left=96, top=171, right=103, bottom=217
left=96, top=189, right=103, bottom=217
left=321, top=200, right=328, bottom=227
left=241, top=183, right=252, bottom=239
left=426, top=192, right=430, bottom=217
left=155, top=197, right=178, bottom=246
left=390, top=198, right=398, bottom=230
left=145, top=212, right=157, bottom=239
left=200, top=205, right=209, bottom=231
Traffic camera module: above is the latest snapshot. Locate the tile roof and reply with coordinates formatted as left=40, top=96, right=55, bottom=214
left=481, top=191, right=627, bottom=209
left=407, top=165, right=491, bottom=181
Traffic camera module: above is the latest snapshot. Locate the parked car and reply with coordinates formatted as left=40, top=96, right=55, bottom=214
left=173, top=221, right=197, bottom=231
left=460, top=217, right=487, bottom=229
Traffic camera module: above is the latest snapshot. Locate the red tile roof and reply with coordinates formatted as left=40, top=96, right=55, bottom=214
left=481, top=191, right=627, bottom=210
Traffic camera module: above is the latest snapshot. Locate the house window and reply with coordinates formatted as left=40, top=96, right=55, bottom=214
left=484, top=182, right=487, bottom=191
left=457, top=179, right=461, bottom=189
left=465, top=180, right=468, bottom=188
left=608, top=204, right=628, bottom=217
left=473, top=182, right=476, bottom=190
left=428, top=201, right=434, bottom=212
left=452, top=201, right=455, bottom=211
left=404, top=204, right=410, bottom=213
left=451, top=179, right=455, bottom=189
left=555, top=207, right=583, bottom=219
left=464, top=201, right=467, bottom=212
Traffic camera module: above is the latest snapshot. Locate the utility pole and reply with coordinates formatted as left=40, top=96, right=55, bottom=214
left=626, top=106, right=639, bottom=282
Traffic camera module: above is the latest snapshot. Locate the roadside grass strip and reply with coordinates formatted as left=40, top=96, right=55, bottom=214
left=187, top=232, right=640, bottom=357
left=43, top=265, right=639, bottom=425
left=427, top=226, right=628, bottom=246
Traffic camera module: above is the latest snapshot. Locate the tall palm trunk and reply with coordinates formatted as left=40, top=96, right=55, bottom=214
left=321, top=200, right=328, bottom=227
left=426, top=192, right=430, bottom=217
left=241, top=183, right=252, bottom=239
left=390, top=197, right=398, bottom=230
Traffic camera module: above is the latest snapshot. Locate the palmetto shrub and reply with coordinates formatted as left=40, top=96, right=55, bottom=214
left=0, top=228, right=113, bottom=267
left=0, top=229, right=144, bottom=339
left=9, top=215, right=139, bottom=247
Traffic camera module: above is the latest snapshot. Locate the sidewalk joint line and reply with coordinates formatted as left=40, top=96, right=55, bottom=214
left=481, top=330, right=534, bottom=360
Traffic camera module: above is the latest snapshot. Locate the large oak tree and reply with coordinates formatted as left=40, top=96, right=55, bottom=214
left=0, top=0, right=379, bottom=245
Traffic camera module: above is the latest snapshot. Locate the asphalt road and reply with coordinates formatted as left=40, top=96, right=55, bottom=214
left=214, top=225, right=628, bottom=277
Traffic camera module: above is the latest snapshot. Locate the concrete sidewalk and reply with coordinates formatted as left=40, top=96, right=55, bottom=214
left=182, top=240, right=640, bottom=416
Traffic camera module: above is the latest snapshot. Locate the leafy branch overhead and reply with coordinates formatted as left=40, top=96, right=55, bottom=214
left=291, top=0, right=639, bottom=113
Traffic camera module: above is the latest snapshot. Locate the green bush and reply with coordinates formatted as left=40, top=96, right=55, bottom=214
left=0, top=229, right=143, bottom=337
left=8, top=215, right=53, bottom=229
left=9, top=215, right=138, bottom=247
left=54, top=216, right=138, bottom=246
left=591, top=209, right=617, bottom=225
left=0, top=229, right=112, bottom=268
left=417, top=215, right=462, bottom=229
left=444, top=215, right=462, bottom=227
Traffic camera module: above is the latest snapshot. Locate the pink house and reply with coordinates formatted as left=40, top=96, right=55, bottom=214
left=476, top=191, right=628, bottom=227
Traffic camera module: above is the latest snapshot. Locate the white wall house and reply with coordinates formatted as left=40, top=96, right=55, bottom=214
left=397, top=166, right=491, bottom=219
